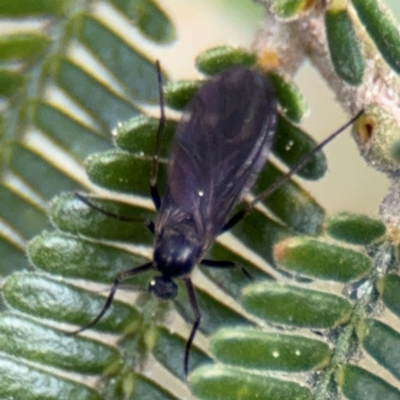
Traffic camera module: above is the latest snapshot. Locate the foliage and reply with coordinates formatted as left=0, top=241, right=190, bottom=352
left=1, top=1, right=400, bottom=399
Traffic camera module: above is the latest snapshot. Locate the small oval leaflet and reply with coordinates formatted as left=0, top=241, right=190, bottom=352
left=71, top=62, right=363, bottom=377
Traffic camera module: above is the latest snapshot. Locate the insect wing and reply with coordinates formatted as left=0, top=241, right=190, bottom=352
left=165, top=67, right=277, bottom=240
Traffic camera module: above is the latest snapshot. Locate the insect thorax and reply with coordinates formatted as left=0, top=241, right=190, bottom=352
left=153, top=220, right=204, bottom=278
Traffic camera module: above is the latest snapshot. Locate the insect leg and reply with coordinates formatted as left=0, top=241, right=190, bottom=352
left=223, top=110, right=365, bottom=231
left=220, top=209, right=247, bottom=233
left=201, top=259, right=253, bottom=281
left=68, top=261, right=154, bottom=335
left=183, top=277, right=201, bottom=377
left=75, top=192, right=154, bottom=234
left=150, top=60, right=166, bottom=211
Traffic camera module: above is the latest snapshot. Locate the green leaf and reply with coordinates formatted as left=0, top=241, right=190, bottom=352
left=325, top=212, right=386, bottom=244
left=114, top=115, right=176, bottom=157
left=164, top=79, right=202, bottom=110
left=270, top=0, right=315, bottom=19
left=0, top=33, right=50, bottom=61
left=49, top=192, right=155, bottom=243
left=336, top=364, right=400, bottom=400
left=377, top=274, right=400, bottom=319
left=325, top=8, right=365, bottom=85
left=242, top=281, right=353, bottom=328
left=0, top=235, right=29, bottom=276
left=196, top=46, right=257, bottom=75
left=29, top=100, right=111, bottom=162
left=1, top=2, right=399, bottom=399
left=203, top=241, right=275, bottom=298
left=53, top=57, right=140, bottom=129
left=175, top=285, right=254, bottom=336
left=28, top=230, right=150, bottom=282
left=0, top=69, right=25, bottom=97
left=0, top=355, right=102, bottom=400
left=210, top=327, right=331, bottom=371
left=352, top=0, right=400, bottom=74
left=85, top=150, right=167, bottom=195
left=357, top=319, right=400, bottom=380
left=253, top=162, right=325, bottom=235
left=128, top=374, right=180, bottom=400
left=230, top=208, right=290, bottom=265
left=3, top=272, right=140, bottom=333
left=0, top=0, right=68, bottom=17
left=108, top=0, right=177, bottom=44
left=0, top=183, right=49, bottom=239
left=266, top=72, right=308, bottom=123
left=76, top=14, right=166, bottom=103
left=190, top=364, right=312, bottom=400
left=153, top=327, right=212, bottom=380
left=273, top=114, right=327, bottom=180
left=274, top=236, right=372, bottom=281
left=0, top=313, right=121, bottom=373
left=10, top=142, right=83, bottom=199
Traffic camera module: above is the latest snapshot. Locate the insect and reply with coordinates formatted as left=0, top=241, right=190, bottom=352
left=72, top=61, right=363, bottom=377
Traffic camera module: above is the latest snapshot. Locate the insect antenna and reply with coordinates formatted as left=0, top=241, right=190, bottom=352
left=223, top=109, right=365, bottom=232
left=67, top=62, right=167, bottom=337
left=149, top=60, right=166, bottom=211
left=73, top=60, right=167, bottom=226
left=67, top=262, right=154, bottom=335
